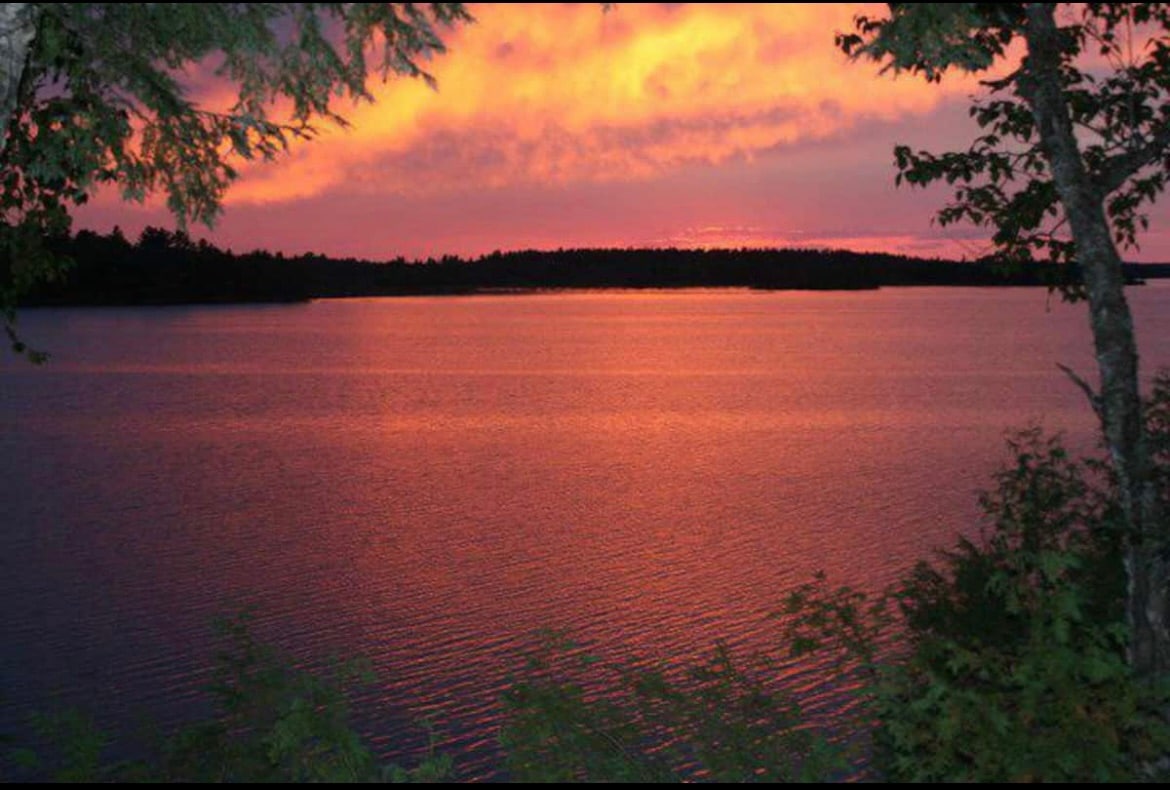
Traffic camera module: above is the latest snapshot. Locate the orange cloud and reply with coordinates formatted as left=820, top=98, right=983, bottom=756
left=226, top=3, right=985, bottom=205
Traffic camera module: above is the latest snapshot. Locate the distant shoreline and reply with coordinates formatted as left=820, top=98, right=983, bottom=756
left=16, top=226, right=1166, bottom=308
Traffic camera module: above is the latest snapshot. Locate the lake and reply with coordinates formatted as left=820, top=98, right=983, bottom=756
left=4, top=285, right=1170, bottom=777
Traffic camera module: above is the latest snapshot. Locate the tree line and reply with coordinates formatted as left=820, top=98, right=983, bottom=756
left=15, top=225, right=1158, bottom=306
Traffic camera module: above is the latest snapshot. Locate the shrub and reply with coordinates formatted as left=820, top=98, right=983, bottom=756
left=500, top=631, right=842, bottom=782
left=871, top=431, right=1164, bottom=781
left=4, top=613, right=453, bottom=783
left=785, top=377, right=1170, bottom=781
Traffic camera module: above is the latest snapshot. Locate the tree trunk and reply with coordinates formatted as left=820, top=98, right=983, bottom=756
left=0, top=3, right=36, bottom=159
left=1021, top=4, right=1170, bottom=680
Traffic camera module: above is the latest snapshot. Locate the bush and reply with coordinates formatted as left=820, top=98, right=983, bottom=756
left=785, top=379, right=1170, bottom=781
left=500, top=631, right=842, bottom=782
left=871, top=431, right=1165, bottom=781
left=4, top=612, right=454, bottom=783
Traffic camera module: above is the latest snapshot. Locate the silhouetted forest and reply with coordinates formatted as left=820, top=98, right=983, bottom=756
left=15, top=226, right=1165, bottom=306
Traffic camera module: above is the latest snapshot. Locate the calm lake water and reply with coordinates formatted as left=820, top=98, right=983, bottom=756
left=4, top=285, right=1170, bottom=777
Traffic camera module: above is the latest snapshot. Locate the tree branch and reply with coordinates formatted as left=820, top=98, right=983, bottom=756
left=1094, top=119, right=1170, bottom=196
left=1057, top=363, right=1104, bottom=425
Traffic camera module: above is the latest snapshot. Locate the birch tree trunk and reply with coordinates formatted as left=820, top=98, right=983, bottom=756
left=0, top=3, right=36, bottom=159
left=1021, top=3, right=1170, bottom=680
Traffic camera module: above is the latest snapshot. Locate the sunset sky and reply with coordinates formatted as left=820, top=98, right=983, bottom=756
left=74, top=3, right=1170, bottom=262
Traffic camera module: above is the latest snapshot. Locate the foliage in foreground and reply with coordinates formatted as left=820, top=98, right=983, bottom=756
left=500, top=634, right=841, bottom=782
left=4, top=613, right=452, bottom=783
left=786, top=394, right=1170, bottom=781
left=875, top=437, right=1162, bottom=781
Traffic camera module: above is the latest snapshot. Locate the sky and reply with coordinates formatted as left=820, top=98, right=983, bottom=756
left=73, top=3, right=1170, bottom=262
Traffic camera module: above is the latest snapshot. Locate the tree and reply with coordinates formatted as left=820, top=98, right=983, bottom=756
left=0, top=3, right=472, bottom=359
left=839, top=3, right=1170, bottom=685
